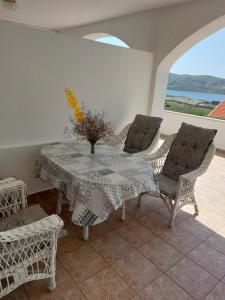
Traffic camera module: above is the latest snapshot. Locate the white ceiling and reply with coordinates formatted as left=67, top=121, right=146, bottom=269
left=0, top=0, right=193, bottom=30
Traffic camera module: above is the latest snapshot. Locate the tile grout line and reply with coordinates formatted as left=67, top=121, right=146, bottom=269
left=202, top=280, right=222, bottom=300
left=69, top=221, right=224, bottom=300
left=125, top=227, right=221, bottom=300
left=58, top=243, right=111, bottom=298
left=27, top=189, right=225, bottom=299
left=23, top=286, right=31, bottom=300
left=85, top=229, right=161, bottom=299
left=159, top=229, right=203, bottom=254
left=110, top=262, right=142, bottom=298
left=163, top=272, right=198, bottom=300
left=57, top=259, right=89, bottom=300
left=164, top=243, right=220, bottom=300
left=187, top=251, right=225, bottom=282
left=203, top=236, right=225, bottom=257
left=136, top=244, right=185, bottom=274
left=101, top=204, right=223, bottom=292
left=132, top=237, right=200, bottom=299
left=102, top=237, right=190, bottom=299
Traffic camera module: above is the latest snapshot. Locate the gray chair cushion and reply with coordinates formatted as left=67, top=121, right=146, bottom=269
left=123, top=114, right=163, bottom=154
left=0, top=204, right=47, bottom=232
left=0, top=205, right=48, bottom=270
left=162, top=123, right=217, bottom=180
left=156, top=174, right=178, bottom=198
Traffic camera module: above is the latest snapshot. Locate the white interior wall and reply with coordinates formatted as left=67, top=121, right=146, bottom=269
left=61, top=10, right=157, bottom=52
left=61, top=0, right=225, bottom=61
left=0, top=21, right=153, bottom=194
left=2, top=0, right=225, bottom=194
left=62, top=0, right=225, bottom=116
left=163, top=111, right=225, bottom=150
left=62, top=0, right=225, bottom=149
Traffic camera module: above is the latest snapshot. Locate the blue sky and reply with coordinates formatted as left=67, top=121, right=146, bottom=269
left=96, top=36, right=129, bottom=48
left=171, top=27, right=225, bottom=79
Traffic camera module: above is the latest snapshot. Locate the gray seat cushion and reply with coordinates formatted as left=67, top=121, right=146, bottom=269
left=123, top=114, right=162, bottom=154
left=156, top=174, right=178, bottom=198
left=0, top=204, right=47, bottom=232
left=0, top=205, right=48, bottom=270
left=162, top=123, right=217, bottom=180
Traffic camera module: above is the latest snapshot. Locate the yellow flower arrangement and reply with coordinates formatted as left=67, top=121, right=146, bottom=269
left=65, top=88, right=113, bottom=154
left=65, top=88, right=85, bottom=122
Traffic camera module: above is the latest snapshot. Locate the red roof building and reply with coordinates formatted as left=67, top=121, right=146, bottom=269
left=208, top=100, right=225, bottom=119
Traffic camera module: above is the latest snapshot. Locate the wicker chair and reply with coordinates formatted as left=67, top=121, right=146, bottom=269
left=103, top=123, right=131, bottom=149
left=0, top=178, right=63, bottom=298
left=103, top=115, right=162, bottom=157
left=103, top=115, right=162, bottom=222
left=140, top=129, right=216, bottom=227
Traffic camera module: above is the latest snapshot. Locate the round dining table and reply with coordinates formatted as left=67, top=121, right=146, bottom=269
left=35, top=141, right=159, bottom=240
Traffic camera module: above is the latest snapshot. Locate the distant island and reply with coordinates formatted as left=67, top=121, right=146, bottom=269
left=168, top=73, right=225, bottom=94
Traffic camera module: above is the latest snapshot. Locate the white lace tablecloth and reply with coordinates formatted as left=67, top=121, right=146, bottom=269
left=35, top=141, right=159, bottom=226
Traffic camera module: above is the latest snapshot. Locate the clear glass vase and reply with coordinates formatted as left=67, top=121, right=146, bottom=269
left=90, top=141, right=96, bottom=154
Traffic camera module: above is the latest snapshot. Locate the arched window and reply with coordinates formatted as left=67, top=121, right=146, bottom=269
left=83, top=33, right=129, bottom=48
left=164, top=27, right=225, bottom=119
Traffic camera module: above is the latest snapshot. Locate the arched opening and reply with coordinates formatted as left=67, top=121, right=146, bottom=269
left=165, top=28, right=225, bottom=119
left=151, top=16, right=225, bottom=237
left=151, top=15, right=225, bottom=119
left=151, top=15, right=225, bottom=150
left=83, top=33, right=129, bottom=48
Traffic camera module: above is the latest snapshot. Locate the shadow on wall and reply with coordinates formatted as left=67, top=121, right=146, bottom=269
left=0, top=144, right=51, bottom=195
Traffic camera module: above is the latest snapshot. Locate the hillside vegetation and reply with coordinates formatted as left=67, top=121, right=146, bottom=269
left=168, top=73, right=225, bottom=94
left=165, top=100, right=212, bottom=117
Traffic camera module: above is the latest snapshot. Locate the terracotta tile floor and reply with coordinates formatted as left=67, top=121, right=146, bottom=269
left=4, top=150, right=225, bottom=300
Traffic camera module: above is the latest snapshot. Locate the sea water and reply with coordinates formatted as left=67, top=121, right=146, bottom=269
left=167, top=89, right=225, bottom=102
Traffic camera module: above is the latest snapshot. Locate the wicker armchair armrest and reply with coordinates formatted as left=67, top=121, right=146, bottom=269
left=0, top=215, right=63, bottom=273
left=0, top=178, right=17, bottom=185
left=0, top=215, right=63, bottom=243
left=103, top=123, right=131, bottom=148
left=0, top=179, right=24, bottom=191
left=145, top=134, right=176, bottom=173
left=133, top=129, right=160, bottom=158
left=146, top=134, right=176, bottom=162
left=176, top=143, right=216, bottom=198
left=0, top=180, right=27, bottom=219
left=180, top=143, right=216, bottom=184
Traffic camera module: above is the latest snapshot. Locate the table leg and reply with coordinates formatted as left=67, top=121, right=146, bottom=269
left=57, top=191, right=63, bottom=215
left=137, top=193, right=143, bottom=207
left=83, top=226, right=89, bottom=241
left=120, top=202, right=126, bottom=221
